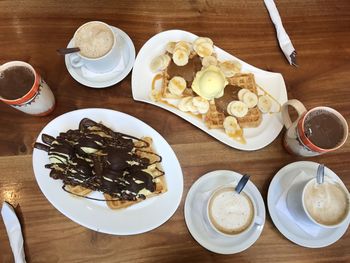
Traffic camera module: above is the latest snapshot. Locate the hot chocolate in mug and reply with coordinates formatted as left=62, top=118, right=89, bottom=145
left=281, top=99, right=348, bottom=157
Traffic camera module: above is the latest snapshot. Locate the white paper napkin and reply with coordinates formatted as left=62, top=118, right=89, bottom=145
left=264, top=0, right=296, bottom=65
left=81, top=54, right=125, bottom=81
left=276, top=171, right=323, bottom=237
left=1, top=202, right=26, bottom=263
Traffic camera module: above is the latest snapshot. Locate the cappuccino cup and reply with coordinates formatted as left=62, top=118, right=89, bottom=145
left=287, top=175, right=350, bottom=228
left=70, top=21, right=121, bottom=73
left=207, top=185, right=263, bottom=236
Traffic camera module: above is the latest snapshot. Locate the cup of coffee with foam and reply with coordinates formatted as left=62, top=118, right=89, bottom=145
left=70, top=21, right=121, bottom=73
left=281, top=99, right=348, bottom=157
left=0, top=61, right=55, bottom=116
left=207, top=176, right=263, bottom=236
left=287, top=171, right=350, bottom=228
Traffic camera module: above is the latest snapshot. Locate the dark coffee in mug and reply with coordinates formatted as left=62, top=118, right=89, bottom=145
left=0, top=66, right=35, bottom=100
left=304, top=110, right=345, bottom=149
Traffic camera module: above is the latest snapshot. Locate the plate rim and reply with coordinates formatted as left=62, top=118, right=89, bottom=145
left=267, top=160, right=350, bottom=248
left=32, top=108, right=184, bottom=235
left=131, top=29, right=288, bottom=151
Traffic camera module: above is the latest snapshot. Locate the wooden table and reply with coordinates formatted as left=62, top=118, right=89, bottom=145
left=1, top=1, right=349, bottom=262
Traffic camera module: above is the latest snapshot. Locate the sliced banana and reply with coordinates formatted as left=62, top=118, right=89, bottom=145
left=219, top=60, right=242, bottom=77
left=223, top=116, right=240, bottom=133
left=202, top=56, right=218, bottom=68
left=192, top=96, right=209, bottom=114
left=242, top=91, right=258, bottom=108
left=178, top=97, right=193, bottom=112
left=168, top=76, right=187, bottom=96
left=194, top=37, right=213, bottom=47
left=173, top=49, right=189, bottom=66
left=175, top=41, right=192, bottom=54
left=238, top=88, right=250, bottom=101
left=166, top=42, right=176, bottom=54
left=150, top=54, right=171, bottom=72
left=195, top=42, right=213, bottom=57
left=227, top=101, right=248, bottom=118
left=258, top=95, right=272, bottom=113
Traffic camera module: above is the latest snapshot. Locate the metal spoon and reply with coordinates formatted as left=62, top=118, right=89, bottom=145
left=235, top=174, right=250, bottom=194
left=316, top=164, right=325, bottom=184
left=56, top=47, right=80, bottom=55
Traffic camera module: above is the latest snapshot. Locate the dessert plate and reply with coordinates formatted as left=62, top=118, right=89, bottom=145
left=184, top=170, right=265, bottom=254
left=32, top=108, right=183, bottom=235
left=131, top=29, right=288, bottom=151
left=65, top=26, right=135, bottom=88
left=267, top=161, right=350, bottom=248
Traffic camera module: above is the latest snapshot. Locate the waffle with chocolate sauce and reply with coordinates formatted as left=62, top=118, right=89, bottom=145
left=34, top=118, right=167, bottom=209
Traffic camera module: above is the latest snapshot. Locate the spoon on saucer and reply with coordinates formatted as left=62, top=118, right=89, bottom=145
left=56, top=47, right=80, bottom=55
left=235, top=174, right=251, bottom=194
left=316, top=164, right=325, bottom=184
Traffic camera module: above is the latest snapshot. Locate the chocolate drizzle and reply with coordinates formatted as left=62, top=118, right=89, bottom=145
left=34, top=118, right=164, bottom=201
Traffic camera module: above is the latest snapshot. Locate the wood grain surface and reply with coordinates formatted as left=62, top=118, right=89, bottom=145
left=0, top=0, right=349, bottom=262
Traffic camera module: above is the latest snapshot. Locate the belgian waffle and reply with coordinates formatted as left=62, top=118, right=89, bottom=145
left=229, top=73, right=257, bottom=94
left=204, top=100, right=226, bottom=129
left=236, top=107, right=262, bottom=128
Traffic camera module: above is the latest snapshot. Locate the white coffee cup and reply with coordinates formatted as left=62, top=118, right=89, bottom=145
left=70, top=21, right=121, bottom=74
left=287, top=175, right=350, bottom=228
left=206, top=185, right=263, bottom=236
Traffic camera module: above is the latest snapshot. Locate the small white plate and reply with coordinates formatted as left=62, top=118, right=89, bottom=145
left=131, top=29, right=288, bottom=151
left=32, top=108, right=183, bottom=235
left=65, top=27, right=135, bottom=88
left=184, top=170, right=265, bottom=254
left=267, top=161, right=350, bottom=248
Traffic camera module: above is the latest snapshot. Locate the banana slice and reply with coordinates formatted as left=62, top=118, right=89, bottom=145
left=219, top=60, right=242, bottom=77
left=258, top=95, right=272, bottom=113
left=166, top=42, right=176, bottom=54
left=178, top=97, right=193, bottom=112
left=173, top=49, right=189, bottom=66
left=192, top=96, right=209, bottom=114
left=242, top=91, right=258, bottom=108
left=223, top=116, right=240, bottom=133
left=168, top=76, right=187, bottom=96
left=175, top=41, right=192, bottom=54
left=194, top=37, right=213, bottom=47
left=227, top=101, right=248, bottom=118
left=150, top=54, right=171, bottom=72
left=238, top=88, right=250, bottom=101
left=202, top=56, right=218, bottom=68
left=195, top=42, right=213, bottom=57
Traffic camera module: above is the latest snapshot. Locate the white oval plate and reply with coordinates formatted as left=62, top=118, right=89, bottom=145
left=131, top=29, right=288, bottom=151
left=267, top=161, right=350, bottom=248
left=32, top=108, right=183, bottom=235
left=184, top=170, right=265, bottom=254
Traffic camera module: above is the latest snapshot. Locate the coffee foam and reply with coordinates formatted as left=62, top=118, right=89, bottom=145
left=74, top=22, right=114, bottom=59
left=304, top=180, right=349, bottom=226
left=209, top=188, right=254, bottom=235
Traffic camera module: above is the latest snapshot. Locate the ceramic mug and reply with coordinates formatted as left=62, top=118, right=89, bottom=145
left=287, top=176, right=350, bottom=228
left=281, top=99, right=348, bottom=157
left=69, top=21, right=121, bottom=74
left=206, top=184, right=263, bottom=237
left=0, top=61, right=55, bottom=116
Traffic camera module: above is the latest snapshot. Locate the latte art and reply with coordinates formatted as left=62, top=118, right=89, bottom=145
left=208, top=187, right=254, bottom=235
left=304, top=181, right=349, bottom=226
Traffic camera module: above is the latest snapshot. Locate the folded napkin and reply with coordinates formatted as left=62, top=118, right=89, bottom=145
left=1, top=202, right=26, bottom=263
left=264, top=0, right=296, bottom=65
left=276, top=171, right=323, bottom=237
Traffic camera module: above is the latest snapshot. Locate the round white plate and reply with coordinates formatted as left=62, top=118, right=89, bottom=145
left=131, top=29, right=288, bottom=151
left=65, top=27, right=135, bottom=88
left=184, top=170, right=265, bottom=254
left=32, top=108, right=183, bottom=235
left=267, top=161, right=350, bottom=248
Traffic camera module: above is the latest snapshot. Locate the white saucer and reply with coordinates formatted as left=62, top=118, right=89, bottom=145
left=184, top=170, right=265, bottom=254
left=267, top=161, right=350, bottom=248
left=65, top=26, right=135, bottom=88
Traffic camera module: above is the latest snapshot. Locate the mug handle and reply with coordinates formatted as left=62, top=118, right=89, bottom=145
left=281, top=99, right=307, bottom=129
left=70, top=54, right=84, bottom=68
